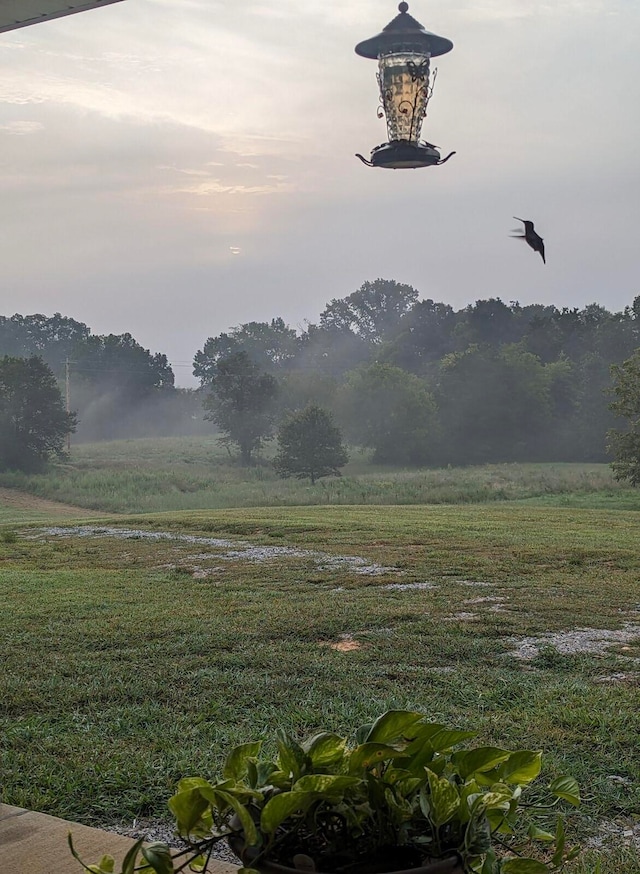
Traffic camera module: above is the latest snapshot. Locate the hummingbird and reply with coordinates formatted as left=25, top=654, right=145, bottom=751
left=512, top=217, right=545, bottom=264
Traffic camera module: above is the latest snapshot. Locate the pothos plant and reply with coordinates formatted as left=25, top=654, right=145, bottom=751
left=71, top=710, right=581, bottom=874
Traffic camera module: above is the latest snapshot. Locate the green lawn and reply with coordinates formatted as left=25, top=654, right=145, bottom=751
left=1, top=504, right=639, bottom=871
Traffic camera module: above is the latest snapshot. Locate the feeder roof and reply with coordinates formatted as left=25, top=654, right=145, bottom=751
left=0, top=0, right=125, bottom=33
left=355, top=1, right=453, bottom=59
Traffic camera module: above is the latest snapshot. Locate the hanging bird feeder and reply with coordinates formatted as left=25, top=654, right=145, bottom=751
left=355, top=2, right=454, bottom=169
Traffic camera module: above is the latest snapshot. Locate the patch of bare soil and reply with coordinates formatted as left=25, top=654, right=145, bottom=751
left=509, top=624, right=640, bottom=659
left=34, top=526, right=398, bottom=576
left=319, top=634, right=362, bottom=652
left=0, top=487, right=102, bottom=517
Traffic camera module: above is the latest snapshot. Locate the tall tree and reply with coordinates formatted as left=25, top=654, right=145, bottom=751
left=0, top=356, right=76, bottom=471
left=455, top=298, right=524, bottom=349
left=0, top=313, right=90, bottom=377
left=436, top=345, right=552, bottom=464
left=383, top=299, right=456, bottom=373
left=296, top=323, right=371, bottom=379
left=320, top=279, right=419, bottom=344
left=607, top=349, right=640, bottom=485
left=74, top=333, right=174, bottom=397
left=194, top=319, right=299, bottom=386
left=203, top=352, right=278, bottom=465
left=274, top=405, right=348, bottom=484
left=337, top=363, right=439, bottom=464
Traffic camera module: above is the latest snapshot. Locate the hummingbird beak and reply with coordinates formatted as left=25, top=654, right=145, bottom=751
left=513, top=216, right=524, bottom=222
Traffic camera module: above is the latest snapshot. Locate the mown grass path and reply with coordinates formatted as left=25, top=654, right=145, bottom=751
left=1, top=504, right=639, bottom=871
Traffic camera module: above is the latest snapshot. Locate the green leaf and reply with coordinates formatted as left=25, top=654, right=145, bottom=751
left=303, top=732, right=347, bottom=769
left=487, top=808, right=514, bottom=835
left=551, top=816, right=566, bottom=867
left=141, top=842, right=174, bottom=874
left=223, top=742, right=262, bottom=782
left=499, top=751, right=542, bottom=785
left=425, top=769, right=461, bottom=826
left=256, top=761, right=278, bottom=786
left=456, top=747, right=511, bottom=780
left=122, top=838, right=146, bottom=874
left=276, top=730, right=308, bottom=781
left=96, top=858, right=114, bottom=874
left=268, top=769, right=293, bottom=790
left=293, top=774, right=359, bottom=795
left=261, top=790, right=317, bottom=834
left=470, top=791, right=512, bottom=815
left=216, top=791, right=259, bottom=847
left=528, top=824, right=555, bottom=843
left=464, top=815, right=492, bottom=856
left=348, top=743, right=404, bottom=773
left=365, top=710, right=424, bottom=744
left=500, top=859, right=549, bottom=873
left=188, top=856, right=207, bottom=872
left=420, top=726, right=477, bottom=752
left=550, top=775, right=580, bottom=807
left=174, top=777, right=213, bottom=794
left=167, top=787, right=211, bottom=836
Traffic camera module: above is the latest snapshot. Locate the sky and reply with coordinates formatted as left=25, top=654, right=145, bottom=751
left=0, top=0, right=639, bottom=386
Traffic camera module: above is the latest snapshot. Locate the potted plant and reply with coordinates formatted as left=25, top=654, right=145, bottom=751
left=71, top=710, right=580, bottom=874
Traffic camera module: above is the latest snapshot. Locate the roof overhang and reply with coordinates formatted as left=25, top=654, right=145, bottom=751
left=0, top=0, right=125, bottom=33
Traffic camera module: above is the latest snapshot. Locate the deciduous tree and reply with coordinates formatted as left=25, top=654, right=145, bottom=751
left=0, top=356, right=76, bottom=471
left=320, top=279, right=419, bottom=344
left=274, top=405, right=348, bottom=484
left=194, top=319, right=299, bottom=385
left=607, top=349, right=640, bottom=485
left=337, top=363, right=439, bottom=464
left=203, top=352, right=278, bottom=465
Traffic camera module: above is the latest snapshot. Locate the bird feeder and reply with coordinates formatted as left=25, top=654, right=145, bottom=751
left=355, top=2, right=454, bottom=169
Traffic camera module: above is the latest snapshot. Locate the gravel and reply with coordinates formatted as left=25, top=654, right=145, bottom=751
left=508, top=623, right=640, bottom=659
left=33, top=526, right=398, bottom=577
left=105, top=819, right=241, bottom=864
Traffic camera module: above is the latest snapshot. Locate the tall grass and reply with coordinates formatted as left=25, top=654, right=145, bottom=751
left=0, top=436, right=636, bottom=514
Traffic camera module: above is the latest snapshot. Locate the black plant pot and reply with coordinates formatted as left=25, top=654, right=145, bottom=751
left=228, top=835, right=463, bottom=874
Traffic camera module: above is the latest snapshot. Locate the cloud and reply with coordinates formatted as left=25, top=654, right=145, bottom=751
left=0, top=119, right=43, bottom=133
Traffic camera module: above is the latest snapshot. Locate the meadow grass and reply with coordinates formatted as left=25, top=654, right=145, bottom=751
left=0, top=436, right=637, bottom=514
left=1, top=504, right=639, bottom=871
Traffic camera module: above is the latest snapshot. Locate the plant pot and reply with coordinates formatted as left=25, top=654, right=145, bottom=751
left=249, top=858, right=463, bottom=874
left=228, top=836, right=463, bottom=874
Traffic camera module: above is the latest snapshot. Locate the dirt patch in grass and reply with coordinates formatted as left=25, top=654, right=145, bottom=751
left=320, top=634, right=362, bottom=652
left=509, top=624, right=640, bottom=659
left=32, top=525, right=399, bottom=576
left=0, top=487, right=102, bottom=517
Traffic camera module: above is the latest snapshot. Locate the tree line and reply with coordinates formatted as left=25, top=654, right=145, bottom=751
left=2, top=280, right=640, bottom=477
left=193, top=281, right=640, bottom=468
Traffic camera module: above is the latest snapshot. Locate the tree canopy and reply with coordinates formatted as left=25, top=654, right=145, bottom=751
left=607, top=349, right=640, bottom=485
left=203, top=352, right=278, bottom=465
left=0, top=356, right=76, bottom=471
left=274, top=405, right=348, bottom=484
left=4, top=286, right=640, bottom=460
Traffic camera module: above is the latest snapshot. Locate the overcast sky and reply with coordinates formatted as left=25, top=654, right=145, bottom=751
left=1, top=0, right=638, bottom=386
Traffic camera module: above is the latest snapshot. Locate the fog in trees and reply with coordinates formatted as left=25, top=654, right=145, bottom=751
left=3, top=281, right=639, bottom=467
left=0, top=314, right=209, bottom=443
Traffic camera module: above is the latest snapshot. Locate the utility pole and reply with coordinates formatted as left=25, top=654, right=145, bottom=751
left=65, top=357, right=71, bottom=453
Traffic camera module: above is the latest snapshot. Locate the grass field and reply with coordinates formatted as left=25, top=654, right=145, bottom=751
left=1, top=497, right=640, bottom=871
left=0, top=436, right=638, bottom=514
